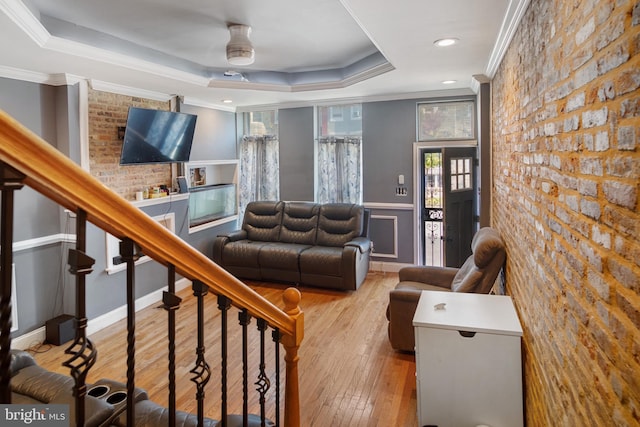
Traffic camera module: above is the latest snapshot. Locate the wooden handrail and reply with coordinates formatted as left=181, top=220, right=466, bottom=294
left=0, top=109, right=298, bottom=335
left=0, top=109, right=302, bottom=425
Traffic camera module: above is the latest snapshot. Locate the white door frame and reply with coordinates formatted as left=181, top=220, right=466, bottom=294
left=412, top=140, right=478, bottom=265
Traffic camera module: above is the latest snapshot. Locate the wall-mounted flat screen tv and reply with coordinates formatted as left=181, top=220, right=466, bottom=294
left=119, top=107, right=197, bottom=165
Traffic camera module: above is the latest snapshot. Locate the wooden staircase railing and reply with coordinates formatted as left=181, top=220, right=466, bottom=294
left=0, top=109, right=303, bottom=426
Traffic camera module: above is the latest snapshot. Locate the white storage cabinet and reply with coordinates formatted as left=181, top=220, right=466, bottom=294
left=413, top=291, right=523, bottom=427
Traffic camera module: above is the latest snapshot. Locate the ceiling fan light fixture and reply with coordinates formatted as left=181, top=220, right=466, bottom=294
left=226, top=24, right=254, bottom=66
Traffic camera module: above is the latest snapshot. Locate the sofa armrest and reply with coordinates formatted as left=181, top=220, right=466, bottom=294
left=344, top=236, right=371, bottom=253
left=387, top=287, right=422, bottom=352
left=219, top=229, right=247, bottom=242
left=398, top=266, right=458, bottom=287
left=212, top=230, right=248, bottom=264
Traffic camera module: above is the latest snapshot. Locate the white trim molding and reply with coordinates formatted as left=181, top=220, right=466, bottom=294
left=89, top=79, right=174, bottom=102
left=485, top=0, right=531, bottom=78
left=369, top=214, right=398, bottom=259
left=369, top=261, right=412, bottom=273
left=364, top=202, right=414, bottom=211
left=12, top=233, right=75, bottom=253
left=11, top=278, right=192, bottom=350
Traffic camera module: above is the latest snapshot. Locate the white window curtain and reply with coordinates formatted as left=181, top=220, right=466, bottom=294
left=238, top=135, right=280, bottom=219
left=317, top=136, right=362, bottom=204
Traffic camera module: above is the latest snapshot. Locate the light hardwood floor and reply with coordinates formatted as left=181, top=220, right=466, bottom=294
left=31, top=271, right=417, bottom=426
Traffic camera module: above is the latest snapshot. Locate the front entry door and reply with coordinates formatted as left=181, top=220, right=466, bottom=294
left=420, top=146, right=477, bottom=268
left=443, top=147, right=477, bottom=267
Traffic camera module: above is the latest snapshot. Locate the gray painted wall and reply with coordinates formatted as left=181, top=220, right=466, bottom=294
left=273, top=98, right=427, bottom=264
left=1, top=77, right=71, bottom=335
left=362, top=99, right=417, bottom=204
left=278, top=107, right=314, bottom=201
left=362, top=99, right=422, bottom=264
left=182, top=103, right=236, bottom=161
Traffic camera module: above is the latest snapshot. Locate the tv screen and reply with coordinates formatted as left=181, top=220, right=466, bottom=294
left=119, top=107, right=197, bottom=165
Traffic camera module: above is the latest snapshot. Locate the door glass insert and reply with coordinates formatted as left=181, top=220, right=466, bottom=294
left=450, top=157, right=473, bottom=191
left=423, top=151, right=444, bottom=266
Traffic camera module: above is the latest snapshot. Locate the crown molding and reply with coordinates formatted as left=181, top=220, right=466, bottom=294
left=235, top=87, right=474, bottom=112
left=485, top=0, right=530, bottom=78
left=89, top=79, right=174, bottom=102
left=0, top=65, right=84, bottom=86
left=182, top=96, right=236, bottom=113
left=0, top=0, right=48, bottom=46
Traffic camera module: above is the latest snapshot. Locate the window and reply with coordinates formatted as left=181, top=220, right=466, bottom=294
left=329, top=106, right=344, bottom=122
left=316, top=104, right=362, bottom=204
left=247, top=110, right=278, bottom=136
left=418, top=100, right=475, bottom=141
left=318, top=104, right=362, bottom=137
left=239, top=110, right=280, bottom=218
left=450, top=157, right=473, bottom=191
left=351, top=105, right=362, bottom=120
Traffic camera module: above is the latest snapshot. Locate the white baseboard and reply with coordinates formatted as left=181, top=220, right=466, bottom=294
left=370, top=261, right=412, bottom=273
left=11, top=328, right=46, bottom=351
left=11, top=278, right=192, bottom=351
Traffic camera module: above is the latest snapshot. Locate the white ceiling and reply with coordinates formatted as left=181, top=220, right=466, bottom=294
left=0, top=0, right=529, bottom=110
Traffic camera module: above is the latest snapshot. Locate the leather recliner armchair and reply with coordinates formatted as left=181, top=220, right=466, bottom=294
left=386, top=227, right=506, bottom=352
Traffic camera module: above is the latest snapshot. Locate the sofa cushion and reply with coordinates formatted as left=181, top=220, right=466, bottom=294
left=280, top=202, right=319, bottom=245
left=316, top=204, right=363, bottom=247
left=11, top=365, right=75, bottom=403
left=243, top=201, right=283, bottom=241
left=451, top=256, right=483, bottom=293
left=259, top=243, right=311, bottom=271
left=222, top=241, right=268, bottom=267
left=299, top=246, right=343, bottom=276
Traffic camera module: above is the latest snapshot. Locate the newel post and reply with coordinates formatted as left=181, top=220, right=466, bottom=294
left=281, top=288, right=303, bottom=427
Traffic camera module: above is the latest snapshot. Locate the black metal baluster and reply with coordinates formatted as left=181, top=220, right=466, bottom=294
left=218, top=295, right=231, bottom=427
left=272, top=329, right=281, bottom=427
left=190, top=280, right=211, bottom=427
left=0, top=164, right=24, bottom=403
left=238, top=309, right=251, bottom=427
left=255, top=318, right=270, bottom=427
left=64, top=209, right=97, bottom=427
left=163, top=264, right=181, bottom=427
left=120, top=238, right=141, bottom=427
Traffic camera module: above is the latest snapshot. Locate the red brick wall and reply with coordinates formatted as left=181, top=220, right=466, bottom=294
left=88, top=89, right=172, bottom=200
left=492, top=0, right=639, bottom=425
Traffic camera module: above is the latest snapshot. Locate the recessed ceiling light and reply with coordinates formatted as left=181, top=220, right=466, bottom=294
left=442, top=80, right=457, bottom=84
left=434, top=38, right=459, bottom=47
left=222, top=99, right=233, bottom=103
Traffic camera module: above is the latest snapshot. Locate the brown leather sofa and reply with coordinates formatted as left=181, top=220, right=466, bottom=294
left=386, top=227, right=506, bottom=352
left=213, top=201, right=371, bottom=291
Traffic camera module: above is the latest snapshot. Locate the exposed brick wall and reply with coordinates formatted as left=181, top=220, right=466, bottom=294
left=492, top=0, right=639, bottom=425
left=88, top=89, right=172, bottom=200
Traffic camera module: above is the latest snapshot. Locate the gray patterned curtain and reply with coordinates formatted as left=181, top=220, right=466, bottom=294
left=239, top=135, right=280, bottom=219
left=317, top=136, right=362, bottom=204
